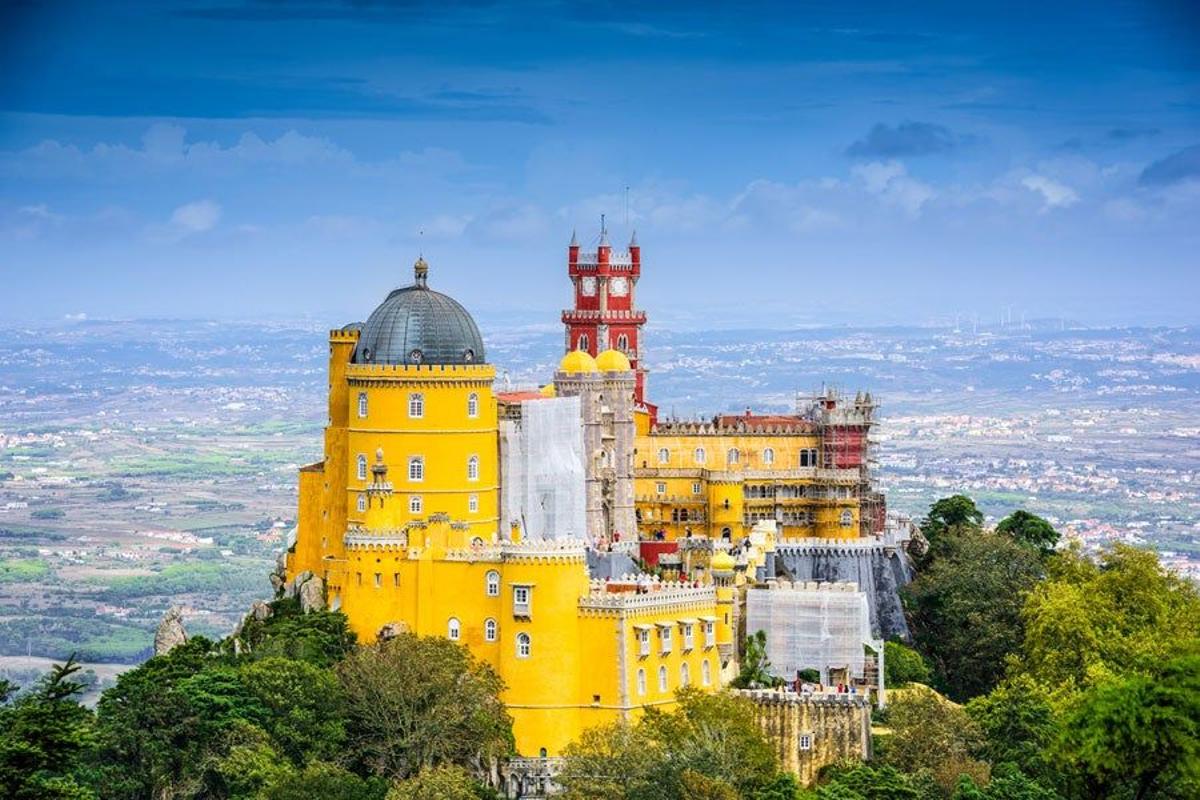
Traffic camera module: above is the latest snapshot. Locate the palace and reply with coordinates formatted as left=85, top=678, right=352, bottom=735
left=284, top=227, right=897, bottom=789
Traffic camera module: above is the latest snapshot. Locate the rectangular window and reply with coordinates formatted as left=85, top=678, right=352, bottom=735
left=637, top=628, right=651, bottom=657
left=408, top=457, right=424, bottom=482
left=357, top=494, right=366, bottom=513
left=373, top=573, right=381, bottom=589
left=408, top=393, right=424, bottom=419
left=692, top=481, right=702, bottom=494
left=656, top=482, right=666, bottom=494
left=682, top=623, right=694, bottom=651
left=357, top=392, right=368, bottom=418
left=799, top=734, right=813, bottom=751
left=393, top=573, right=400, bottom=587
left=704, top=621, right=715, bottom=648
left=468, top=494, right=479, bottom=513
left=659, top=626, right=672, bottom=654
left=513, top=585, right=531, bottom=617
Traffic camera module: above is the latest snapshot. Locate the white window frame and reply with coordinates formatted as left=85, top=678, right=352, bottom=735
left=763, top=447, right=775, bottom=465
left=694, top=447, right=706, bottom=464
left=516, top=632, right=531, bottom=659
left=513, top=585, right=531, bottom=617
left=657, top=448, right=669, bottom=464
left=704, top=621, right=715, bottom=648
left=467, top=455, right=479, bottom=481
left=840, top=509, right=854, bottom=527
left=485, top=618, right=497, bottom=642
left=702, top=659, right=712, bottom=686
left=486, top=570, right=500, bottom=597
left=578, top=333, right=589, bottom=352
left=680, top=662, right=690, bottom=687
left=467, top=392, right=479, bottom=418
left=682, top=623, right=694, bottom=651
left=658, top=665, right=668, bottom=692
left=637, top=668, right=646, bottom=696
left=693, top=481, right=702, bottom=494
left=408, top=392, right=424, bottom=419
left=799, top=734, right=813, bottom=751
left=409, top=495, right=423, bottom=514
left=357, top=454, right=368, bottom=481
left=637, top=628, right=651, bottom=657
left=469, top=494, right=479, bottom=513
left=447, top=618, right=460, bottom=641
left=357, top=392, right=368, bottom=418
left=357, top=494, right=366, bottom=513
left=656, top=482, right=666, bottom=494
left=659, top=625, right=672, bottom=654
left=727, top=448, right=740, bottom=465
left=408, top=456, right=424, bottom=482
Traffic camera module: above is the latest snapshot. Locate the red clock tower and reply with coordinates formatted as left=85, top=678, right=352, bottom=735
left=562, top=220, right=652, bottom=413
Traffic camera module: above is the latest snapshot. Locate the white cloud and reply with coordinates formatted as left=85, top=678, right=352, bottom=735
left=469, top=204, right=551, bottom=242
left=851, top=161, right=935, bottom=217
left=170, top=200, right=222, bottom=234
left=1020, top=174, right=1079, bottom=210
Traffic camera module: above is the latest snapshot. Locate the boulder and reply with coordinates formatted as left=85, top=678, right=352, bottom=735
left=297, top=574, right=326, bottom=613
left=154, top=605, right=188, bottom=657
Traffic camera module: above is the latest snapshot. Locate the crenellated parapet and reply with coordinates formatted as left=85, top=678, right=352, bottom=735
left=579, top=576, right=716, bottom=615
left=345, top=361, right=495, bottom=388
left=739, top=688, right=871, bottom=786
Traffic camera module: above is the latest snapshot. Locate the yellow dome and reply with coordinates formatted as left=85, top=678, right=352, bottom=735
left=539, top=382, right=557, bottom=398
left=710, top=551, right=735, bottom=571
left=595, top=348, right=632, bottom=372
left=558, top=349, right=598, bottom=373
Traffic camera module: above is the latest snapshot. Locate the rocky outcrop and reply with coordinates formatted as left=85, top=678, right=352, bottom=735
left=154, top=605, right=188, bottom=656
left=284, top=570, right=326, bottom=613
left=269, top=551, right=288, bottom=596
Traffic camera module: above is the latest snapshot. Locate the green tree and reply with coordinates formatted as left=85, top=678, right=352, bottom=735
left=814, top=763, right=923, bottom=799
left=881, top=687, right=988, bottom=797
left=921, top=496, right=984, bottom=554
left=1056, top=652, right=1200, bottom=800
left=336, top=634, right=512, bottom=781
left=262, top=761, right=387, bottom=800
left=884, top=641, right=931, bottom=689
left=965, top=675, right=1057, bottom=787
left=994, top=511, right=1059, bottom=555
left=231, top=598, right=357, bottom=667
left=904, top=532, right=1044, bottom=700
left=386, top=764, right=485, bottom=800
left=731, top=630, right=776, bottom=689
left=754, top=772, right=803, bottom=800
left=678, top=769, right=738, bottom=800
left=240, top=656, right=346, bottom=765
left=951, top=765, right=1062, bottom=800
left=559, top=719, right=664, bottom=800
left=0, top=656, right=96, bottom=800
left=1020, top=544, right=1200, bottom=690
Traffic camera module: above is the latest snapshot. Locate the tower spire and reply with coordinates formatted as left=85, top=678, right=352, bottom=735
left=413, top=255, right=429, bottom=288
left=599, top=213, right=609, bottom=247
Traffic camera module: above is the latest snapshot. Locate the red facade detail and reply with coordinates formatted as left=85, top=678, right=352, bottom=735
left=562, top=226, right=650, bottom=412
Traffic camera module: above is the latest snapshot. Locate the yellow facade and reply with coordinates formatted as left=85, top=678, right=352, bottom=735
left=287, top=280, right=728, bottom=758
left=634, top=427, right=861, bottom=541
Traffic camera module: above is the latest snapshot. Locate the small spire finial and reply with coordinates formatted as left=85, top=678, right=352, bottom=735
left=629, top=229, right=638, bottom=247
left=598, top=214, right=610, bottom=247
left=414, top=255, right=429, bottom=288
left=569, top=228, right=578, bottom=247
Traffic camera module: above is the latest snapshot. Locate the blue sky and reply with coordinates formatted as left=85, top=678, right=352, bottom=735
left=1, top=0, right=1198, bottom=327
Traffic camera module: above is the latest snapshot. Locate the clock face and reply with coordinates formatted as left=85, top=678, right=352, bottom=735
left=581, top=277, right=597, bottom=297
left=610, top=277, right=629, bottom=297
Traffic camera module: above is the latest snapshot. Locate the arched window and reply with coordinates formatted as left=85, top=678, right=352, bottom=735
left=840, top=509, right=854, bottom=527
left=680, top=662, right=690, bottom=687
left=637, top=668, right=647, bottom=696
left=516, top=632, right=531, bottom=659
left=357, top=392, right=368, bottom=418
left=727, top=448, right=740, bottom=465
left=409, top=495, right=422, bottom=514
left=467, top=455, right=479, bottom=481
left=600, top=450, right=611, bottom=468
left=357, top=454, right=368, bottom=480
left=694, top=447, right=706, bottom=465
left=657, top=448, right=669, bottom=464
left=702, top=659, right=712, bottom=686
left=763, top=447, right=775, bottom=465
left=486, top=570, right=500, bottom=597
left=658, top=665, right=668, bottom=692
left=578, top=334, right=589, bottom=352
left=467, top=392, right=479, bottom=418
left=408, top=456, right=424, bottom=482
left=408, top=393, right=424, bottom=419
left=447, top=618, right=460, bottom=641
left=616, top=334, right=629, bottom=352
left=469, top=494, right=479, bottom=513
left=485, top=618, right=497, bottom=642
left=356, top=494, right=366, bottom=513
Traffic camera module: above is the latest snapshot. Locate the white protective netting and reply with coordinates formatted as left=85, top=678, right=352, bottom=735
left=501, top=395, right=587, bottom=541
left=745, top=582, right=872, bottom=681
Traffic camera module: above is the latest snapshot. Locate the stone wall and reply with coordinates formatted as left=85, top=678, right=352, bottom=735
left=741, top=689, right=872, bottom=786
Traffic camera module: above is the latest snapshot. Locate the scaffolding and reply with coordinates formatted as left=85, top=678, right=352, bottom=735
left=797, top=386, right=882, bottom=536
left=745, top=581, right=873, bottom=683
left=501, top=396, right=588, bottom=541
